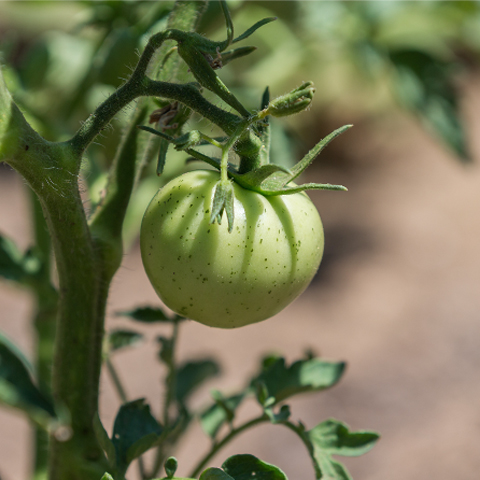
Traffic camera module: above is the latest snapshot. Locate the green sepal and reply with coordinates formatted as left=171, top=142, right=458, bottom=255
left=220, top=46, right=257, bottom=67
left=210, top=180, right=235, bottom=232
left=231, top=17, right=277, bottom=45
left=100, top=474, right=114, bottom=480
left=157, top=139, right=169, bottom=176
left=288, top=124, right=352, bottom=181
left=220, top=0, right=234, bottom=47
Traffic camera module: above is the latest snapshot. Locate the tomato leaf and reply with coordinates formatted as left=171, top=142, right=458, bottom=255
left=264, top=404, right=291, bottom=424
left=0, top=235, right=43, bottom=286
left=222, top=454, right=288, bottom=480
left=0, top=332, right=57, bottom=428
left=200, top=467, right=235, bottom=480
left=111, top=399, right=163, bottom=472
left=108, top=329, right=144, bottom=353
left=200, top=391, right=245, bottom=439
left=115, top=306, right=174, bottom=323
left=307, top=419, right=379, bottom=457
left=93, top=413, right=116, bottom=468
left=0, top=235, right=26, bottom=282
left=305, top=419, right=379, bottom=480
left=389, top=48, right=469, bottom=161
left=252, top=356, right=346, bottom=405
left=175, top=359, right=221, bottom=405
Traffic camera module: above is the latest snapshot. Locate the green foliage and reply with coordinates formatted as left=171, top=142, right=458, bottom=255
left=252, top=355, right=346, bottom=406
left=0, top=234, right=43, bottom=286
left=107, top=330, right=144, bottom=353
left=0, top=333, right=57, bottom=429
left=102, top=399, right=164, bottom=475
left=200, top=455, right=287, bottom=480
left=306, top=420, right=379, bottom=480
left=200, top=391, right=245, bottom=439
left=0, top=2, right=384, bottom=479
left=116, top=306, right=178, bottom=323
left=175, top=359, right=221, bottom=405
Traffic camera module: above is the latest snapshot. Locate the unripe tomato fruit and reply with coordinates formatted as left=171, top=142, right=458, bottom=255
left=140, top=170, right=324, bottom=328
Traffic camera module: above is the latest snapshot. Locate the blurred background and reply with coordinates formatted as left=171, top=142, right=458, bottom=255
left=1, top=1, right=480, bottom=479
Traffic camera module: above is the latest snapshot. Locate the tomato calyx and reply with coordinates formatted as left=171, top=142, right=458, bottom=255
left=138, top=123, right=350, bottom=197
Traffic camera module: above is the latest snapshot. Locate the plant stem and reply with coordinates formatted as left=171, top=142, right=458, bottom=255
left=189, top=415, right=269, bottom=478
left=146, top=320, right=181, bottom=479
left=278, top=421, right=322, bottom=480
left=106, top=359, right=128, bottom=404
left=30, top=190, right=58, bottom=480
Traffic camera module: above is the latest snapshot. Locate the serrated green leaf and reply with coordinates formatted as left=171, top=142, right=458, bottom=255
left=93, top=413, right=116, bottom=467
left=222, top=454, right=288, bottom=480
left=307, top=419, right=379, bottom=457
left=115, top=306, right=171, bottom=323
left=111, top=399, right=163, bottom=471
left=252, top=356, right=346, bottom=405
left=200, top=391, right=245, bottom=438
left=200, top=467, right=235, bottom=480
left=108, top=329, right=143, bottom=353
left=176, top=359, right=221, bottom=404
left=0, top=332, right=56, bottom=428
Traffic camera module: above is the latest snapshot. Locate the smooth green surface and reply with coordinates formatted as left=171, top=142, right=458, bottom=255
left=141, top=170, right=324, bottom=328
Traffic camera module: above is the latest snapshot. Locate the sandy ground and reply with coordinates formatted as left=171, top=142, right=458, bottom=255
left=1, top=78, right=480, bottom=480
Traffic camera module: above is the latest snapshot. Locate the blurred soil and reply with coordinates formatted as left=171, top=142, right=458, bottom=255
left=1, top=77, right=480, bottom=480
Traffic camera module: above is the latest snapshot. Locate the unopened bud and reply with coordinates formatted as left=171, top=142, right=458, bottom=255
left=267, top=82, right=315, bottom=117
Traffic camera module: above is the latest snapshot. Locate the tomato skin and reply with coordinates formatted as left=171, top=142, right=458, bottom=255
left=140, top=170, right=324, bottom=328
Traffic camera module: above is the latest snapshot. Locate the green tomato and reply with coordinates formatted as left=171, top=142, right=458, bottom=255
left=140, top=170, right=324, bottom=328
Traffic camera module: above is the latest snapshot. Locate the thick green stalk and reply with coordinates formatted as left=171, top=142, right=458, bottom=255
left=30, top=190, right=58, bottom=480
left=1, top=72, right=107, bottom=478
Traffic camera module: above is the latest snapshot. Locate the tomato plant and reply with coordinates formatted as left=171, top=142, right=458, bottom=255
left=0, top=2, right=380, bottom=480
left=141, top=170, right=324, bottom=328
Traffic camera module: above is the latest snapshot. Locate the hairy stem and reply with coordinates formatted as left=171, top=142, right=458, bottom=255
left=30, top=191, right=58, bottom=480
